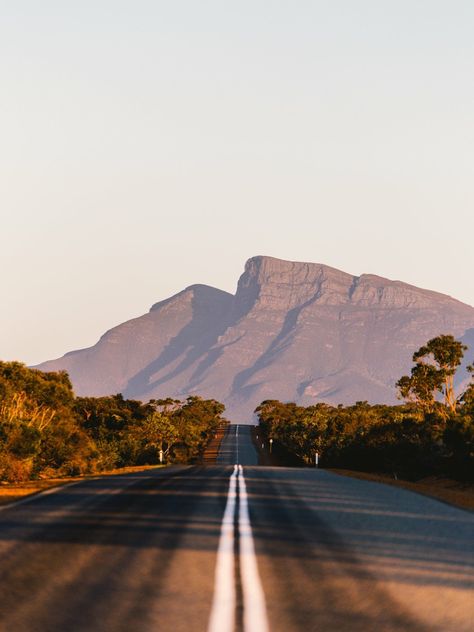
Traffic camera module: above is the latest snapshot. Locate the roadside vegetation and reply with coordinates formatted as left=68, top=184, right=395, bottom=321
left=256, top=335, right=474, bottom=482
left=0, top=361, right=227, bottom=482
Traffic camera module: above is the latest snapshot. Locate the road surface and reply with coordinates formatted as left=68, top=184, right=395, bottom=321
left=0, top=425, right=473, bottom=631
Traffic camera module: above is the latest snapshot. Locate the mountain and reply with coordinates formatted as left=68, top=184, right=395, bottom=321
left=36, top=256, right=474, bottom=422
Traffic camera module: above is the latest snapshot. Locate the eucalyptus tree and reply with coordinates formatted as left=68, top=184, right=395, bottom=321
left=397, top=335, right=467, bottom=413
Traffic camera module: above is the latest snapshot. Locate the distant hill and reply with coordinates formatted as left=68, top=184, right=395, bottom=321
left=36, top=256, right=474, bottom=422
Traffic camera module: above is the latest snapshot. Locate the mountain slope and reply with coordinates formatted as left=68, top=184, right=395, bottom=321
left=37, top=284, right=233, bottom=397
left=36, top=256, right=474, bottom=422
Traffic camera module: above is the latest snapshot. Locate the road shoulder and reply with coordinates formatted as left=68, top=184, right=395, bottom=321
left=329, top=468, right=474, bottom=512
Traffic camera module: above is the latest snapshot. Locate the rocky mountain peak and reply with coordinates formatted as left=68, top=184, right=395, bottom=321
left=235, top=256, right=354, bottom=312
left=234, top=256, right=472, bottom=313
left=35, top=256, right=474, bottom=422
left=150, top=284, right=232, bottom=313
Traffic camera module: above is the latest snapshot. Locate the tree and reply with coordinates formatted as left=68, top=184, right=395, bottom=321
left=0, top=362, right=92, bottom=480
left=135, top=410, right=179, bottom=462
left=397, top=335, right=467, bottom=413
left=460, top=363, right=474, bottom=410
left=396, top=364, right=442, bottom=412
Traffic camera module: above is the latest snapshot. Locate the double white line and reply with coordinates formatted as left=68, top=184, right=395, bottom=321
left=208, top=465, right=269, bottom=632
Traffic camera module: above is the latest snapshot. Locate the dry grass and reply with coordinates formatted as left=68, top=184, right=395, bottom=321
left=329, top=469, right=474, bottom=512
left=0, top=464, right=164, bottom=507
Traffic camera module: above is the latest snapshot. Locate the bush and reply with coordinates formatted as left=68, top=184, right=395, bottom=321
left=0, top=362, right=227, bottom=481
left=0, top=453, right=34, bottom=483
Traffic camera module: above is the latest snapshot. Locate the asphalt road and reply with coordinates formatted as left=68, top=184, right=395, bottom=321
left=0, top=425, right=473, bottom=632
left=216, top=424, right=259, bottom=466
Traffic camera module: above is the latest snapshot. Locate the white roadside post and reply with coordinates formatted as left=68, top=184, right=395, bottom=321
left=159, top=449, right=163, bottom=464
left=315, top=451, right=319, bottom=468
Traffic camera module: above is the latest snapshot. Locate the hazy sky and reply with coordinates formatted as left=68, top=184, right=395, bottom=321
left=1, top=1, right=473, bottom=365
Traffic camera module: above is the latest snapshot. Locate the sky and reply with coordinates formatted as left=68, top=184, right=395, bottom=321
left=1, top=1, right=473, bottom=366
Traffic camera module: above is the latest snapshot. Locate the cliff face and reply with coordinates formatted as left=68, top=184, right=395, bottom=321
left=36, top=256, right=474, bottom=422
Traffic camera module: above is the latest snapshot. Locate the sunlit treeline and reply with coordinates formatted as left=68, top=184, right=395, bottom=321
left=0, top=361, right=227, bottom=482
left=256, top=336, right=474, bottom=481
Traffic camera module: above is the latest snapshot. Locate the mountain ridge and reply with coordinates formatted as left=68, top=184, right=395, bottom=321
left=35, top=256, right=474, bottom=422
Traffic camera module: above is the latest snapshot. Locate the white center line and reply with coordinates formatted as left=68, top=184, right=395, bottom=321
left=207, top=465, right=238, bottom=632
left=209, top=459, right=269, bottom=632
left=238, top=464, right=270, bottom=632
left=236, top=425, right=239, bottom=463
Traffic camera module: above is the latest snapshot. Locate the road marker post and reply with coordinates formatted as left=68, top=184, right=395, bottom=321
left=315, top=451, right=319, bottom=468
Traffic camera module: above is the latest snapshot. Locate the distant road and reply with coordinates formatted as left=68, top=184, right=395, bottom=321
left=0, top=425, right=473, bottom=631
left=216, top=423, right=258, bottom=465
